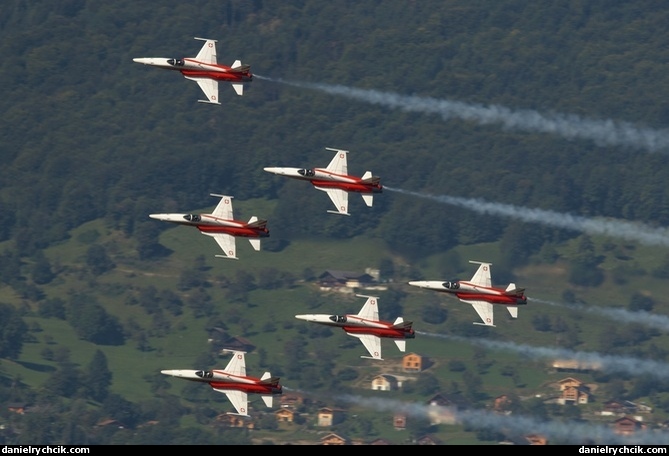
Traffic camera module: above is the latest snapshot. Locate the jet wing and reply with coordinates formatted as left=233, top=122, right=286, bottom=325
left=324, top=148, right=348, bottom=175
left=210, top=194, right=234, bottom=219
left=214, top=388, right=249, bottom=416
left=202, top=232, right=238, bottom=259
left=356, top=296, right=379, bottom=321
left=222, top=351, right=246, bottom=377
left=465, top=299, right=495, bottom=327
left=349, top=333, right=382, bottom=360
left=469, top=262, right=492, bottom=287
left=194, top=38, right=218, bottom=64
left=316, top=187, right=349, bottom=215
left=183, top=76, right=220, bottom=104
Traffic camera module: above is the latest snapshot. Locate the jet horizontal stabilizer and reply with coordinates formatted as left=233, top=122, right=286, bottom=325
left=260, top=376, right=281, bottom=386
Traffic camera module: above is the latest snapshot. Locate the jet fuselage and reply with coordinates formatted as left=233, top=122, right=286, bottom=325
left=408, top=280, right=527, bottom=305
left=160, top=369, right=281, bottom=395
left=263, top=167, right=383, bottom=194
left=295, top=314, right=414, bottom=339
left=148, top=213, right=269, bottom=238
left=132, top=58, right=252, bottom=83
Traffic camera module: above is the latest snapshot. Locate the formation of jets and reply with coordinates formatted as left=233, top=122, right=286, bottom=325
left=264, top=147, right=383, bottom=216
left=139, top=37, right=528, bottom=417
left=149, top=194, right=269, bottom=260
left=161, top=350, right=282, bottom=416
left=133, top=37, right=252, bottom=104
left=408, top=261, right=527, bottom=327
left=295, top=294, right=414, bottom=360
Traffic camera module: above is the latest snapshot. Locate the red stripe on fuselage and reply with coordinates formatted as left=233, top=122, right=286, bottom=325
left=311, top=180, right=382, bottom=193
left=209, top=381, right=280, bottom=394
left=454, top=293, right=526, bottom=305
left=343, top=326, right=415, bottom=338
left=197, top=225, right=268, bottom=238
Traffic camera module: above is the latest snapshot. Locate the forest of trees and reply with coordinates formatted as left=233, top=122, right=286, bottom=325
left=2, top=0, right=669, bottom=445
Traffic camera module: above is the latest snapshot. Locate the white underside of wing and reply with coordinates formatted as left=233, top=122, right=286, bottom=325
left=203, top=232, right=237, bottom=259
left=316, top=187, right=349, bottom=215
left=466, top=300, right=495, bottom=326
left=184, top=76, right=219, bottom=104
left=214, top=388, right=249, bottom=416
left=349, top=333, right=382, bottom=359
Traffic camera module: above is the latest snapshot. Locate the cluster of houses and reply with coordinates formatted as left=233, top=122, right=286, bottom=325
left=6, top=269, right=659, bottom=444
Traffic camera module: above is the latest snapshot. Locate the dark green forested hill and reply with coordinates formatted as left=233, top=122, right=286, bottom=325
left=2, top=0, right=669, bottom=445
left=1, top=0, right=669, bottom=259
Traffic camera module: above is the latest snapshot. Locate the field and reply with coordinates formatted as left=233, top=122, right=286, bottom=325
left=2, top=201, right=669, bottom=443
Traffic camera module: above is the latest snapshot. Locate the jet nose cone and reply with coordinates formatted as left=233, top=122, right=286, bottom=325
left=149, top=214, right=162, bottom=220
left=408, top=281, right=422, bottom=287
left=263, top=167, right=278, bottom=173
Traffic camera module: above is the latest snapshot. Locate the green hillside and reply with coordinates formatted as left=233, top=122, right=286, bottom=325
left=1, top=0, right=669, bottom=445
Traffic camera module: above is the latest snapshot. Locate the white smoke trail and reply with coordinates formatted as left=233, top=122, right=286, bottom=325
left=286, top=385, right=669, bottom=443
left=530, top=297, right=669, bottom=332
left=419, top=331, right=669, bottom=380
left=385, top=186, right=669, bottom=247
left=335, top=394, right=669, bottom=445
left=258, top=76, right=669, bottom=154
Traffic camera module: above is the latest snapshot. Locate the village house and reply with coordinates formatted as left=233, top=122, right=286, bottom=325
left=393, top=413, right=407, bottom=430
left=555, top=377, right=591, bottom=405
left=612, top=416, right=646, bottom=436
left=7, top=403, right=27, bottom=414
left=601, top=400, right=652, bottom=417
left=214, top=414, right=253, bottom=429
left=317, top=407, right=344, bottom=427
left=320, top=433, right=349, bottom=445
left=280, top=392, right=309, bottom=409
left=416, top=434, right=441, bottom=445
left=371, top=374, right=399, bottom=391
left=317, top=270, right=376, bottom=291
left=493, top=394, right=513, bottom=413
left=402, top=352, right=424, bottom=372
left=275, top=408, right=296, bottom=423
left=426, top=393, right=460, bottom=425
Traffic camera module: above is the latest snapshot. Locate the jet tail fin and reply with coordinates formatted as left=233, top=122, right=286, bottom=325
left=248, top=217, right=268, bottom=229
left=231, top=60, right=245, bottom=69
left=505, top=283, right=525, bottom=296
left=392, top=317, right=413, bottom=330
left=259, top=373, right=281, bottom=386
left=394, top=340, right=406, bottom=352
left=361, top=171, right=381, bottom=184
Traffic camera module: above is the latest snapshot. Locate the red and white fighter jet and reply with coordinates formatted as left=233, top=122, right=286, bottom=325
left=149, top=194, right=269, bottom=260
left=408, top=261, right=527, bottom=327
left=295, top=294, right=415, bottom=360
left=263, top=147, right=383, bottom=216
left=161, top=350, right=282, bottom=417
left=133, top=37, right=252, bottom=104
